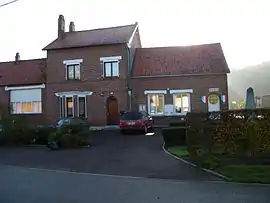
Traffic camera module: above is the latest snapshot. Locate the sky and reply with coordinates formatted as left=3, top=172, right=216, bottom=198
left=0, top=0, right=269, bottom=70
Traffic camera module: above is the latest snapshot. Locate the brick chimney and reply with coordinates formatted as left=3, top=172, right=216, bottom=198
left=69, top=21, right=75, bottom=32
left=58, top=14, right=65, bottom=39
left=15, top=52, right=20, bottom=64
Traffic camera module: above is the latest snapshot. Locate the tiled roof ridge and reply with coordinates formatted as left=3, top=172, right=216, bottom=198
left=0, top=58, right=46, bottom=65
left=67, top=23, right=136, bottom=34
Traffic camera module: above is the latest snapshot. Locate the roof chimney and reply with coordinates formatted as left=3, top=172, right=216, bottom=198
left=58, top=14, right=65, bottom=39
left=15, top=52, right=20, bottom=64
left=69, top=21, right=75, bottom=32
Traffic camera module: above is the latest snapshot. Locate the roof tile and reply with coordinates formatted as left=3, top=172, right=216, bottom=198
left=0, top=59, right=46, bottom=86
left=43, top=23, right=137, bottom=50
left=132, top=43, right=230, bottom=76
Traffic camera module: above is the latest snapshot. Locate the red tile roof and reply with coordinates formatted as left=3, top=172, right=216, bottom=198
left=0, top=59, right=46, bottom=86
left=132, top=43, right=230, bottom=77
left=43, top=23, right=138, bottom=50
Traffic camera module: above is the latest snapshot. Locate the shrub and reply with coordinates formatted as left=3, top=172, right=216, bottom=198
left=49, top=124, right=91, bottom=149
left=186, top=109, right=270, bottom=161
left=162, top=127, right=186, bottom=148
left=0, top=115, right=33, bottom=145
left=169, top=121, right=186, bottom=127
left=34, top=126, right=55, bottom=145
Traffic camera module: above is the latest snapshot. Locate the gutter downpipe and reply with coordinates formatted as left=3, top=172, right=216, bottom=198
left=125, top=44, right=132, bottom=111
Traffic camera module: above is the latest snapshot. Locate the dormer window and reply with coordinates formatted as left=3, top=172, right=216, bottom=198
left=100, top=56, right=122, bottom=78
left=63, top=59, right=83, bottom=80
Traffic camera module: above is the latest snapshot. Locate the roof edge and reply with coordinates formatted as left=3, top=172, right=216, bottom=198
left=0, top=58, right=46, bottom=64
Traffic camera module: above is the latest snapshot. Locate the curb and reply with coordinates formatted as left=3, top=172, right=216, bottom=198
left=162, top=143, right=231, bottom=181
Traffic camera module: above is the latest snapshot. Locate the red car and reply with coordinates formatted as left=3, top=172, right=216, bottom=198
left=120, top=111, right=154, bottom=134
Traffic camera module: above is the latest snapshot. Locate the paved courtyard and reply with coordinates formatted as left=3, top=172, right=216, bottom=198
left=0, top=130, right=220, bottom=181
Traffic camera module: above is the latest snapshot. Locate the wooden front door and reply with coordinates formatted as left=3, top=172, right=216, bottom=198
left=106, top=96, right=119, bottom=125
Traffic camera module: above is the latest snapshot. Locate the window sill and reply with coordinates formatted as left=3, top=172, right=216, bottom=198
left=66, top=79, right=81, bottom=81
left=102, top=76, right=120, bottom=80
left=11, top=112, right=42, bottom=115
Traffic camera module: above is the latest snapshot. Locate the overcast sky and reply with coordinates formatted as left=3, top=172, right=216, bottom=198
left=0, top=0, right=269, bottom=70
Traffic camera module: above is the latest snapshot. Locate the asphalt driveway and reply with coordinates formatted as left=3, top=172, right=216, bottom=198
left=0, top=130, right=221, bottom=181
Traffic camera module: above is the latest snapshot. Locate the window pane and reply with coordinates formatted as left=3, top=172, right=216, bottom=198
left=149, top=94, right=163, bottom=114
left=78, top=97, right=86, bottom=118
left=22, top=102, right=27, bottom=113
left=157, top=95, right=164, bottom=113
left=66, top=97, right=73, bottom=117
left=74, top=64, right=80, bottom=79
left=105, top=63, right=111, bottom=77
left=112, top=62, right=119, bottom=76
left=68, top=65, right=74, bottom=79
left=16, top=102, right=21, bottom=113
left=174, top=95, right=182, bottom=113
left=174, top=94, right=190, bottom=113
left=182, top=94, right=189, bottom=108
left=11, top=102, right=16, bottom=113
left=38, top=102, right=42, bottom=113
left=26, top=102, right=32, bottom=112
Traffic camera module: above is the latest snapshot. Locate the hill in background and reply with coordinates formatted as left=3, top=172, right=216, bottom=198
left=228, top=61, right=270, bottom=106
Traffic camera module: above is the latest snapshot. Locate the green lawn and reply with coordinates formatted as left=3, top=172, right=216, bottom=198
left=218, top=165, right=270, bottom=184
left=168, top=146, right=189, bottom=157
left=168, top=146, right=270, bottom=184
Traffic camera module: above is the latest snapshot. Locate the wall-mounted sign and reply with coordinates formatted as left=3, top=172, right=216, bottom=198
left=208, top=94, right=219, bottom=105
left=201, top=96, right=207, bottom=103
left=209, top=88, right=219, bottom=92
left=220, top=95, right=227, bottom=103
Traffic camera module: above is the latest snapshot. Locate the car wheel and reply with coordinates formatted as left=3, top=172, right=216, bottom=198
left=121, top=130, right=126, bottom=135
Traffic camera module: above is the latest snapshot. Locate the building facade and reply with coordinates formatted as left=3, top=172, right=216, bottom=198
left=0, top=15, right=230, bottom=126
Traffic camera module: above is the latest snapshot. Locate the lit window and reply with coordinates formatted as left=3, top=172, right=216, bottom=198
left=10, top=88, right=42, bottom=114
left=66, top=97, right=74, bottom=117
left=148, top=94, right=164, bottom=115
left=173, top=93, right=190, bottom=114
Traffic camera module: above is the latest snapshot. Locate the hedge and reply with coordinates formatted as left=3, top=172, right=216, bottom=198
left=162, top=126, right=186, bottom=148
left=185, top=109, right=270, bottom=158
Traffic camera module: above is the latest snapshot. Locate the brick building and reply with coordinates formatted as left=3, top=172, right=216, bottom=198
left=0, top=15, right=230, bottom=126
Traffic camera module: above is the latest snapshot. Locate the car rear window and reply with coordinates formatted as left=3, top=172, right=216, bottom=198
left=121, top=112, right=143, bottom=120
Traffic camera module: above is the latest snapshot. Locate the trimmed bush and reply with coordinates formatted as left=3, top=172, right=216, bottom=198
left=162, top=127, right=186, bottom=148
left=185, top=109, right=270, bottom=160
left=48, top=124, right=91, bottom=149
left=169, top=121, right=186, bottom=127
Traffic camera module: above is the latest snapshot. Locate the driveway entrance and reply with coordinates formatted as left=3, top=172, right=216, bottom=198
left=0, top=130, right=221, bottom=181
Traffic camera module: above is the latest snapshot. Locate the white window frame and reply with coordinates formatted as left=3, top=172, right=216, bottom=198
left=147, top=94, right=165, bottom=116
left=5, top=84, right=45, bottom=115
left=55, top=91, right=92, bottom=118
left=63, top=59, right=83, bottom=80
left=100, top=56, right=122, bottom=78
left=172, top=93, right=191, bottom=115
left=77, top=96, right=87, bottom=118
